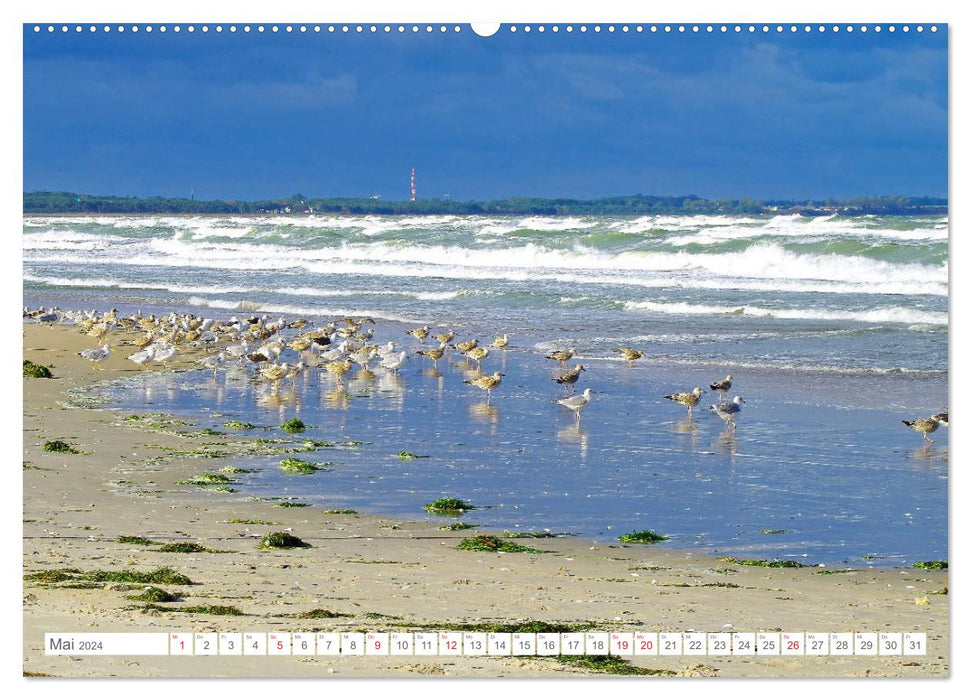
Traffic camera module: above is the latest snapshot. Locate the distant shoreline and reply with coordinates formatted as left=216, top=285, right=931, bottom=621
left=23, top=191, right=948, bottom=217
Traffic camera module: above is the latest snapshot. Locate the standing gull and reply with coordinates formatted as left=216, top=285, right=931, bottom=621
left=416, top=342, right=447, bottom=368
left=464, top=371, right=504, bottom=404
left=614, top=347, right=643, bottom=367
left=546, top=348, right=578, bottom=365
left=78, top=344, right=112, bottom=370
left=554, top=364, right=585, bottom=394
left=556, top=388, right=593, bottom=425
left=709, top=374, right=733, bottom=398
left=663, top=387, right=704, bottom=419
left=491, top=334, right=510, bottom=350
left=710, top=395, right=745, bottom=432
left=902, top=414, right=947, bottom=443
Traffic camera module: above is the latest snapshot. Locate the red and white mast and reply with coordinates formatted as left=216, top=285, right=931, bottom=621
left=410, top=167, right=416, bottom=201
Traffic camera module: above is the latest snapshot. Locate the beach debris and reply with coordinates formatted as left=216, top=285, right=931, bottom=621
left=117, top=535, right=158, bottom=546
left=281, top=418, right=306, bottom=434
left=618, top=530, right=669, bottom=544
left=397, top=451, right=430, bottom=461
left=278, top=457, right=325, bottom=474
left=23, top=360, right=53, bottom=378
left=457, top=535, right=539, bottom=553
left=439, top=522, right=478, bottom=531
left=717, top=557, right=806, bottom=568
left=42, top=440, right=81, bottom=454
left=913, top=561, right=947, bottom=570
left=424, top=497, right=476, bottom=516
left=126, top=586, right=179, bottom=603
left=258, top=532, right=311, bottom=549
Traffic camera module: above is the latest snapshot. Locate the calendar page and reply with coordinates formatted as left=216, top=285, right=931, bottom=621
left=19, top=0, right=951, bottom=684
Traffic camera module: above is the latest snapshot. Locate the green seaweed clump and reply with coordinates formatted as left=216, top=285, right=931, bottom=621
left=117, top=535, right=158, bottom=546
left=397, top=451, right=430, bottom=460
left=228, top=518, right=275, bottom=525
left=127, top=586, right=179, bottom=603
left=718, top=557, right=806, bottom=569
left=81, top=567, right=194, bottom=585
left=439, top=522, right=477, bottom=531
left=618, top=530, right=669, bottom=544
left=158, top=542, right=213, bottom=554
left=281, top=418, right=306, bottom=434
left=913, top=561, right=948, bottom=570
left=23, top=568, right=82, bottom=583
left=279, top=457, right=322, bottom=474
left=23, top=360, right=53, bottom=378
left=273, top=501, right=310, bottom=508
left=178, top=472, right=234, bottom=486
left=294, top=609, right=347, bottom=619
left=504, top=531, right=563, bottom=539
left=142, top=603, right=243, bottom=616
left=424, top=497, right=476, bottom=516
left=259, top=532, right=312, bottom=549
left=223, top=421, right=256, bottom=430
left=42, top=440, right=81, bottom=454
left=457, top=535, right=538, bottom=553
left=322, top=509, right=358, bottom=514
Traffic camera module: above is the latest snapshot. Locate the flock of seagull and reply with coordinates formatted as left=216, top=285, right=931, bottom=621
left=25, top=306, right=947, bottom=443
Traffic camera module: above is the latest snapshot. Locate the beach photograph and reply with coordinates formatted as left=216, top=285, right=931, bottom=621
left=18, top=7, right=951, bottom=685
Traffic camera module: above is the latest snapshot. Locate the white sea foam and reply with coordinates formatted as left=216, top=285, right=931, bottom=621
left=623, top=300, right=947, bottom=326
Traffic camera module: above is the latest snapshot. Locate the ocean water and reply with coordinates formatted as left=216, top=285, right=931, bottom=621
left=23, top=213, right=949, bottom=566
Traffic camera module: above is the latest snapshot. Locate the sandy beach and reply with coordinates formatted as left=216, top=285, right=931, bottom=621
left=22, top=321, right=948, bottom=679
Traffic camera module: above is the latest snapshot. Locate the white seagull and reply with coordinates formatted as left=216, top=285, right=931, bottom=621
left=710, top=395, right=745, bottom=432
left=556, top=388, right=593, bottom=425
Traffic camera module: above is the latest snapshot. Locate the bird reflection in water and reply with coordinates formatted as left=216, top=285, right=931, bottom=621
left=556, top=424, right=589, bottom=460
left=469, top=401, right=500, bottom=432
left=323, top=387, right=350, bottom=410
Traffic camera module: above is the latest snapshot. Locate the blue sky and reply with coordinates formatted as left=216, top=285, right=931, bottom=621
left=22, top=23, right=948, bottom=201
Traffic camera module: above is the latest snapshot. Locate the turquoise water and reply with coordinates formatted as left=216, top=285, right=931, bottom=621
left=24, top=213, right=949, bottom=566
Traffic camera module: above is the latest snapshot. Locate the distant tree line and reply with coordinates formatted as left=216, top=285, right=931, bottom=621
left=23, top=191, right=947, bottom=217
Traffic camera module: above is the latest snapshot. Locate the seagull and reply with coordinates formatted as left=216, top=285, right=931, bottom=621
left=260, top=362, right=289, bottom=387
left=465, top=371, right=504, bottom=404
left=664, top=387, right=704, bottom=419
left=710, top=395, right=744, bottom=432
left=407, top=326, right=430, bottom=343
left=379, top=351, right=407, bottom=374
left=491, top=334, right=510, bottom=350
left=152, top=342, right=179, bottom=367
left=78, top=344, right=112, bottom=369
left=615, top=347, right=643, bottom=367
left=546, top=348, right=578, bottom=365
left=556, top=388, right=593, bottom=425
left=709, top=374, right=733, bottom=397
left=127, top=346, right=155, bottom=368
left=554, top=364, right=585, bottom=394
left=416, top=342, right=447, bottom=367
left=453, top=338, right=479, bottom=354
left=434, top=330, right=455, bottom=344
left=903, top=414, right=946, bottom=443
left=466, top=346, right=490, bottom=369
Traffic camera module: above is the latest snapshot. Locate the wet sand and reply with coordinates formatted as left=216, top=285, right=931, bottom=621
left=21, top=322, right=948, bottom=678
